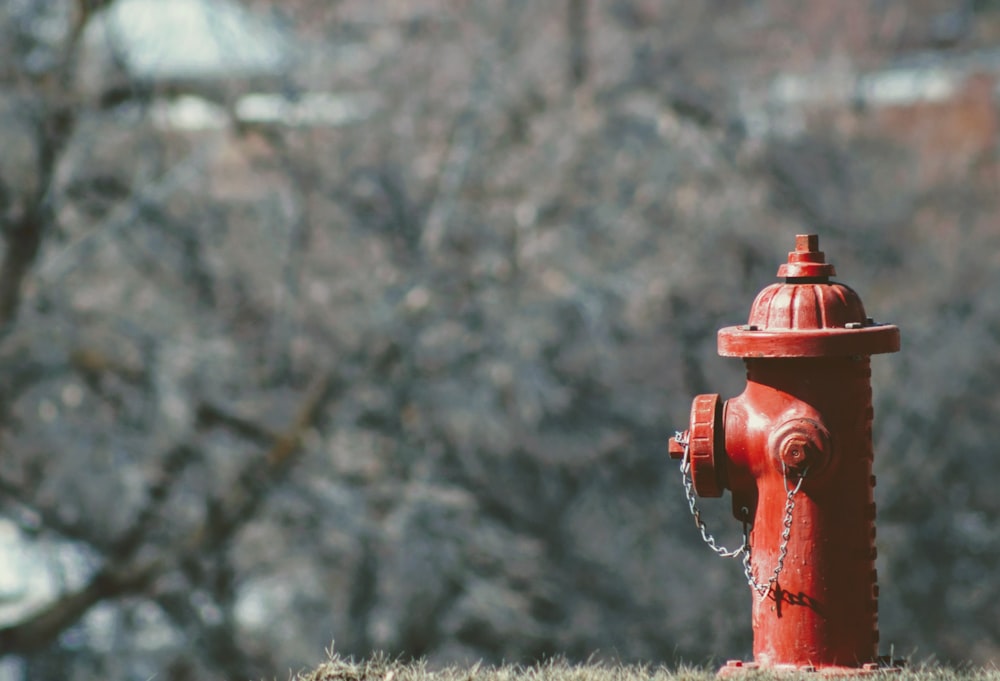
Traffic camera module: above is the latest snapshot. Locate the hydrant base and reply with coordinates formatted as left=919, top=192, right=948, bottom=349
left=718, top=659, right=904, bottom=677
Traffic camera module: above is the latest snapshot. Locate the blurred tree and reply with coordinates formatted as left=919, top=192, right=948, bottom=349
left=0, top=1, right=997, bottom=679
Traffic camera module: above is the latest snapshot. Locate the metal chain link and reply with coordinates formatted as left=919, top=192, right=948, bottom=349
left=674, top=431, right=745, bottom=559
left=743, top=468, right=805, bottom=601
left=673, top=431, right=805, bottom=600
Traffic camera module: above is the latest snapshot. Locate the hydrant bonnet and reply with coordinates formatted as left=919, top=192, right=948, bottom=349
left=717, top=235, right=899, bottom=358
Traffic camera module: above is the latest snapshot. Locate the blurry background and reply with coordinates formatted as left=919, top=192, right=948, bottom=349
left=0, top=0, right=997, bottom=678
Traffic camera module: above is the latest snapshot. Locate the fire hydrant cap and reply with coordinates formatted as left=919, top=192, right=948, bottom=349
left=776, top=234, right=836, bottom=278
left=717, top=235, right=900, bottom=358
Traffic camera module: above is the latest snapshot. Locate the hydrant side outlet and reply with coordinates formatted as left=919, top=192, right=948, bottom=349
left=671, top=235, right=899, bottom=672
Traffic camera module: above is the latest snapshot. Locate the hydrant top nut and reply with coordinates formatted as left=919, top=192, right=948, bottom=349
left=777, top=233, right=837, bottom=279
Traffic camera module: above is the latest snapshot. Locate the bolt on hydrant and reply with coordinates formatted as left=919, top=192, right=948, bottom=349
left=668, top=235, right=900, bottom=673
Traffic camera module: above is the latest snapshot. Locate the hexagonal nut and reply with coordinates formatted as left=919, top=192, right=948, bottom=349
left=768, top=418, right=831, bottom=477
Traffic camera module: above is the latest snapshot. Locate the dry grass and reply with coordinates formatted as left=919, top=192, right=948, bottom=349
left=294, top=653, right=1000, bottom=681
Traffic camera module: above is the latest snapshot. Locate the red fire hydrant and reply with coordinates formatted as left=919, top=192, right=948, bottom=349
left=668, top=235, right=900, bottom=673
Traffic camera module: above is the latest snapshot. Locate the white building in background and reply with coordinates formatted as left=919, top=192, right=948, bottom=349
left=736, top=49, right=1000, bottom=140
left=77, top=0, right=378, bottom=130
left=80, top=0, right=298, bottom=86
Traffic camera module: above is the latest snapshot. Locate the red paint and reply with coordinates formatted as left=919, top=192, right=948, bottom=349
left=670, top=235, right=899, bottom=672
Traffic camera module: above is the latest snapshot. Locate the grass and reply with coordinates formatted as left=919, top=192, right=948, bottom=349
left=294, top=653, right=1000, bottom=681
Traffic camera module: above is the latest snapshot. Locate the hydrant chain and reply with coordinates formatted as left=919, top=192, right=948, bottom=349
left=674, top=431, right=747, bottom=560
left=744, top=469, right=806, bottom=601
left=675, top=429, right=805, bottom=597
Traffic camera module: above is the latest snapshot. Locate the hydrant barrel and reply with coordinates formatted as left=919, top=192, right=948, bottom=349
left=737, top=357, right=881, bottom=668
left=671, top=235, right=899, bottom=673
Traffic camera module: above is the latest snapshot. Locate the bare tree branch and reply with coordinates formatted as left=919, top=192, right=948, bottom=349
left=0, top=1, right=94, bottom=330
left=201, top=369, right=334, bottom=548
left=0, top=114, right=64, bottom=329
left=0, top=370, right=335, bottom=656
left=567, top=0, right=589, bottom=89
left=0, top=562, right=156, bottom=654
